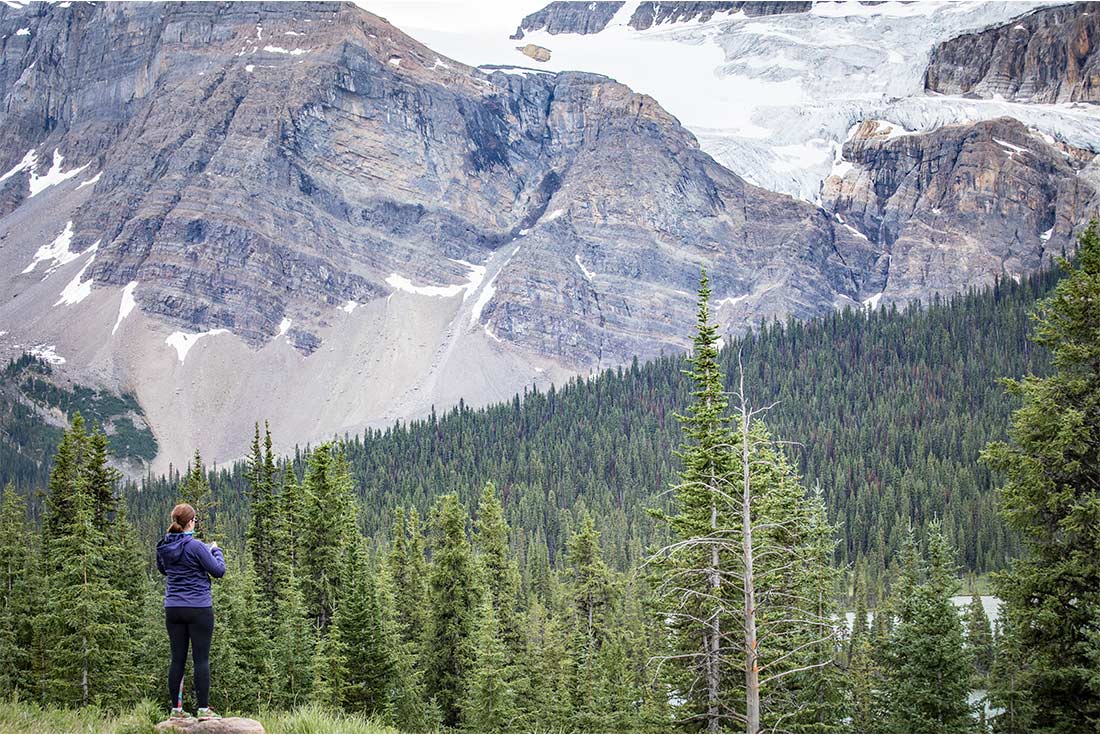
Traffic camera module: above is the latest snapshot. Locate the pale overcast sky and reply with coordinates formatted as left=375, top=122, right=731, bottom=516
left=359, top=1, right=548, bottom=35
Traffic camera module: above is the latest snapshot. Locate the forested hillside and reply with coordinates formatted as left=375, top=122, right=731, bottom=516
left=111, top=267, right=1055, bottom=591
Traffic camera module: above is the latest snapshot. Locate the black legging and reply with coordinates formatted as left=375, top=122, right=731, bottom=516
left=166, top=606, right=215, bottom=709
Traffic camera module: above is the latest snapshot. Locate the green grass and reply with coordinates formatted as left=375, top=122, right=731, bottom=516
left=0, top=698, right=162, bottom=733
left=0, top=698, right=397, bottom=734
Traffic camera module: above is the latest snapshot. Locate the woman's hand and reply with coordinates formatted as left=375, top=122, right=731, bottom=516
left=210, top=541, right=219, bottom=550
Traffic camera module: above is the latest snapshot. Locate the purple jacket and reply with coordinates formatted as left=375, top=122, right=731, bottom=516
left=156, top=532, right=226, bottom=608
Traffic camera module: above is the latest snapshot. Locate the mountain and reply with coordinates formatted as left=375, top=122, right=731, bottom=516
left=0, top=0, right=1096, bottom=472
left=925, top=2, right=1100, bottom=103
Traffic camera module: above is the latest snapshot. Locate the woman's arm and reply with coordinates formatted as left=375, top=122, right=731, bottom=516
left=193, top=540, right=227, bottom=578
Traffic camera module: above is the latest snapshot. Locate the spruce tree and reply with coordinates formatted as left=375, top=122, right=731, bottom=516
left=0, top=484, right=30, bottom=697
left=246, top=422, right=280, bottom=620
left=39, top=459, right=129, bottom=707
left=300, top=443, right=355, bottom=629
left=337, top=538, right=390, bottom=716
left=515, top=600, right=572, bottom=732
left=461, top=595, right=517, bottom=732
left=311, top=620, right=348, bottom=710
left=965, top=593, right=994, bottom=683
left=424, top=493, right=480, bottom=727
left=271, top=566, right=314, bottom=709
left=982, top=221, right=1100, bottom=731
left=474, top=482, right=523, bottom=652
left=883, top=525, right=974, bottom=733
left=387, top=507, right=429, bottom=652
left=375, top=561, right=426, bottom=731
left=179, top=449, right=216, bottom=539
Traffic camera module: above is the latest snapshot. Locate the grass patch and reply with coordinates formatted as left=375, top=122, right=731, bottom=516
left=0, top=698, right=160, bottom=733
left=0, top=698, right=396, bottom=734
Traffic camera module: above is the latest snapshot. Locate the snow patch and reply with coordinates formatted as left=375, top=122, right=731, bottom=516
left=15, top=27, right=29, bottom=36
left=28, top=149, right=89, bottom=197
left=432, top=58, right=451, bottom=70
left=1040, top=227, right=1053, bottom=242
left=386, top=259, right=485, bottom=300
left=23, top=222, right=81, bottom=276
left=993, top=137, right=1029, bottom=156
left=165, top=329, right=229, bottom=363
left=54, top=241, right=100, bottom=306
left=388, top=56, right=402, bottom=67
left=0, top=149, right=37, bottom=185
left=112, top=281, right=138, bottom=335
left=245, top=64, right=255, bottom=73
left=277, top=317, right=292, bottom=337
left=263, top=45, right=308, bottom=55
left=483, top=325, right=504, bottom=343
left=340, top=300, right=359, bottom=314
left=862, top=292, right=884, bottom=310
left=284, top=30, right=303, bottom=36
left=574, top=254, right=595, bottom=281
left=29, top=344, right=64, bottom=365
left=76, top=172, right=101, bottom=190
left=542, top=208, right=565, bottom=222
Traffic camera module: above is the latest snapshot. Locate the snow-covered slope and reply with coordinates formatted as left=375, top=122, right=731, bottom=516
left=372, top=0, right=1098, bottom=202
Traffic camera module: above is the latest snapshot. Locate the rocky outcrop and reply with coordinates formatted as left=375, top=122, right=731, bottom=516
left=511, top=1, right=623, bottom=40
left=628, top=2, right=811, bottom=30
left=517, top=43, right=552, bottom=62
left=925, top=2, right=1100, bottom=103
left=821, top=117, right=1094, bottom=305
left=156, top=717, right=264, bottom=734
left=510, top=1, right=811, bottom=37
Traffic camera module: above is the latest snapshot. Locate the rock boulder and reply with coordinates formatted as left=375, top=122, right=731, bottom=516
left=156, top=717, right=264, bottom=734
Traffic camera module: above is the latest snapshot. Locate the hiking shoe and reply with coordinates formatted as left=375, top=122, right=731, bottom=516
left=170, top=708, right=192, bottom=719
left=196, top=708, right=222, bottom=720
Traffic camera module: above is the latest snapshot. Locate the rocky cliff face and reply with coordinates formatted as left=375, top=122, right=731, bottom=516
left=925, top=2, right=1100, bottom=103
left=0, top=1, right=885, bottom=363
left=628, top=2, right=811, bottom=30
left=511, top=1, right=624, bottom=40
left=821, top=117, right=1093, bottom=305
left=511, top=1, right=810, bottom=38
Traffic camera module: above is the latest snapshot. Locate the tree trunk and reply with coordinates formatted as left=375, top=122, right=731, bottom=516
left=706, top=488, right=721, bottom=733
left=741, top=392, right=760, bottom=734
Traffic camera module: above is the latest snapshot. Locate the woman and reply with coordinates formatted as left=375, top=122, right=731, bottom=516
left=156, top=503, right=226, bottom=720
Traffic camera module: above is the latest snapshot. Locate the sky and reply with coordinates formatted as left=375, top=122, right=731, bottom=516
left=358, top=0, right=547, bottom=36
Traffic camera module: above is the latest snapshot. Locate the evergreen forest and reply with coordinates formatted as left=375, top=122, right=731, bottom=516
left=0, top=227, right=1097, bottom=733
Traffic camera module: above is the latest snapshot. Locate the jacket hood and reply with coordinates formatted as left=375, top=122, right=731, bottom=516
left=156, top=533, right=192, bottom=567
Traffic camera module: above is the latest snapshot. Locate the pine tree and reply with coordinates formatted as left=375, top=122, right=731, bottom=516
left=982, top=221, right=1100, bottom=731
left=424, top=493, right=480, bottom=727
left=461, top=595, right=517, bottom=732
left=883, top=525, right=974, bottom=733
